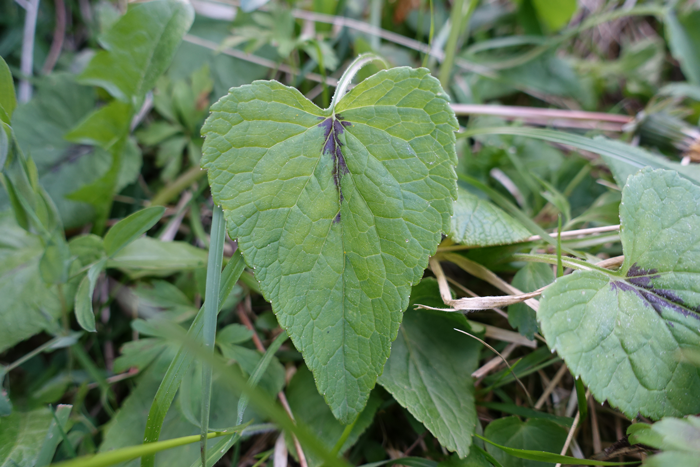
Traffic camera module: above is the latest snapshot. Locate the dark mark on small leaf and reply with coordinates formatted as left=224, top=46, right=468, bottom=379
left=610, top=263, right=700, bottom=320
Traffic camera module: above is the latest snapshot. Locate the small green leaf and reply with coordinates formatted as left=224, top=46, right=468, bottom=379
left=531, top=0, right=577, bottom=31
left=379, top=279, right=482, bottom=458
left=508, top=263, right=554, bottom=340
left=108, top=237, right=207, bottom=277
left=103, top=207, right=166, bottom=257
left=202, top=66, right=457, bottom=423
left=75, top=259, right=107, bottom=332
left=0, top=407, right=54, bottom=467
left=483, top=417, right=567, bottom=467
left=78, top=0, right=195, bottom=104
left=0, top=57, right=15, bottom=124
left=216, top=324, right=253, bottom=345
left=449, top=186, right=530, bottom=247
left=538, top=168, right=700, bottom=419
left=286, top=366, right=382, bottom=467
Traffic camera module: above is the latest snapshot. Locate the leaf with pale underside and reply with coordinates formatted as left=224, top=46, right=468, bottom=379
left=201, top=67, right=457, bottom=423
left=538, top=168, right=700, bottom=419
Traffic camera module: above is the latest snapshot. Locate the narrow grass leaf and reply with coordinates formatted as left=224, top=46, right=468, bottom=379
left=200, top=205, right=226, bottom=465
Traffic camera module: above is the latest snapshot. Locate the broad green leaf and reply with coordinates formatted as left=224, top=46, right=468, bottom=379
left=79, top=0, right=195, bottom=104
left=665, top=10, right=700, bottom=86
left=0, top=407, right=54, bottom=467
left=508, top=263, right=554, bottom=340
left=0, top=213, right=63, bottom=353
left=538, top=168, right=700, bottom=419
left=628, top=416, right=700, bottom=453
left=202, top=66, right=457, bottom=423
left=449, top=187, right=530, bottom=247
left=75, top=259, right=107, bottom=332
left=483, top=417, right=567, bottom=467
left=103, top=207, right=166, bottom=257
left=628, top=416, right=700, bottom=467
left=0, top=57, right=16, bottom=124
left=286, top=366, right=382, bottom=467
left=378, top=279, right=482, bottom=458
left=107, top=237, right=207, bottom=277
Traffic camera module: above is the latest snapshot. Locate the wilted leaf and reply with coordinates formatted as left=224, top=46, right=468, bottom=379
left=202, top=67, right=457, bottom=422
left=538, top=168, right=700, bottom=419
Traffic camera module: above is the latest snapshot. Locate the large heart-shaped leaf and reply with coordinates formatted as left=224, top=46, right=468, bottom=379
left=538, top=168, right=700, bottom=419
left=201, top=65, right=457, bottom=423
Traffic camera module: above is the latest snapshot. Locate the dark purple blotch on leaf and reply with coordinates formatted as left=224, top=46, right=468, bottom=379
left=318, top=114, right=352, bottom=223
left=609, top=262, right=700, bottom=320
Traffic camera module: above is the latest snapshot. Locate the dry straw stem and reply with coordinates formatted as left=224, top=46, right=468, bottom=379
left=428, top=256, right=541, bottom=312
left=454, top=328, right=534, bottom=406
left=555, top=389, right=591, bottom=467
left=534, top=363, right=569, bottom=410
left=472, top=342, right=518, bottom=379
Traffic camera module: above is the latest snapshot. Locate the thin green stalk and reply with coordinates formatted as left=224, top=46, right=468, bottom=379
left=200, top=205, right=226, bottom=467
left=439, top=0, right=465, bottom=89
left=439, top=0, right=476, bottom=89
left=511, top=253, right=618, bottom=276
left=421, top=0, right=435, bottom=68
left=150, top=166, right=206, bottom=206
left=53, top=431, right=236, bottom=467
left=369, top=0, right=382, bottom=50
left=330, top=419, right=356, bottom=457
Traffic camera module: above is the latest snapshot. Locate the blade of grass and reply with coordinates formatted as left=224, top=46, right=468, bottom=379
left=141, top=250, right=246, bottom=467
left=53, top=429, right=247, bottom=467
left=474, top=434, right=638, bottom=465
left=200, top=205, right=226, bottom=466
